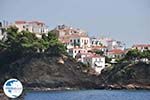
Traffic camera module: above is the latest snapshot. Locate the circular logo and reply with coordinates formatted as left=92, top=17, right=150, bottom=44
left=3, top=79, right=23, bottom=98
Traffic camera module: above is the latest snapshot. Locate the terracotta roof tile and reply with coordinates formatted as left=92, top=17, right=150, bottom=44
left=108, top=49, right=125, bottom=54
left=132, top=44, right=150, bottom=48
left=15, top=21, right=26, bottom=24
left=92, top=46, right=107, bottom=49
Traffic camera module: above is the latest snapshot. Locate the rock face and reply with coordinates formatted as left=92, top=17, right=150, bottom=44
left=0, top=53, right=150, bottom=90
left=100, top=62, right=150, bottom=89
left=0, top=54, right=101, bottom=89
left=0, top=93, right=9, bottom=100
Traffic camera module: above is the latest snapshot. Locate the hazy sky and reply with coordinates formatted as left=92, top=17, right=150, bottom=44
left=0, top=0, right=150, bottom=47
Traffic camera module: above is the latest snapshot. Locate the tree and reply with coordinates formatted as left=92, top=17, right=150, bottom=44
left=125, top=49, right=140, bottom=59
left=95, top=50, right=104, bottom=55
left=0, top=27, right=66, bottom=55
left=42, top=32, right=66, bottom=55
left=140, top=50, right=150, bottom=59
left=0, top=27, right=67, bottom=66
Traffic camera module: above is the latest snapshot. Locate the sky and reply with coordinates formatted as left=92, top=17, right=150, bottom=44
left=0, top=0, right=150, bottom=47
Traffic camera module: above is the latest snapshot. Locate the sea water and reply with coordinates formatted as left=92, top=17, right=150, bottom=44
left=25, top=90, right=150, bottom=100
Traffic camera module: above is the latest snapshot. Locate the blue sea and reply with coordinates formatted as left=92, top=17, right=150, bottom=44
left=24, top=90, right=150, bottom=100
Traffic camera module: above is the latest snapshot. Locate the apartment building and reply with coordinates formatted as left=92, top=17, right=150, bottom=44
left=77, top=52, right=105, bottom=74
left=14, top=21, right=49, bottom=38
left=69, top=34, right=90, bottom=48
left=51, top=24, right=87, bottom=38
left=132, top=44, right=150, bottom=52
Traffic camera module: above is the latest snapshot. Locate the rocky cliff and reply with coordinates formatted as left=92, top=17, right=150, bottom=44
left=0, top=53, right=150, bottom=90
left=0, top=54, right=101, bottom=90
left=100, top=62, right=150, bottom=89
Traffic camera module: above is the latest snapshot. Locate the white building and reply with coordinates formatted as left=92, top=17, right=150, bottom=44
left=91, top=38, right=102, bottom=46
left=52, top=24, right=87, bottom=38
left=83, top=54, right=105, bottom=74
left=69, top=34, right=90, bottom=48
left=91, top=46, right=108, bottom=53
left=0, top=27, right=2, bottom=40
left=0, top=22, right=7, bottom=40
left=68, top=47, right=89, bottom=58
left=53, top=25, right=90, bottom=50
left=106, top=49, right=126, bottom=59
left=132, top=44, right=150, bottom=52
left=107, top=40, right=125, bottom=51
left=99, top=37, right=112, bottom=46
left=14, top=21, right=49, bottom=38
left=75, top=52, right=105, bottom=74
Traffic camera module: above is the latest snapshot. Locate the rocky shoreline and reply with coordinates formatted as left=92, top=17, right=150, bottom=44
left=25, top=84, right=150, bottom=92
left=100, top=84, right=150, bottom=90
left=0, top=93, right=9, bottom=100
left=0, top=84, right=150, bottom=100
left=0, top=54, right=149, bottom=100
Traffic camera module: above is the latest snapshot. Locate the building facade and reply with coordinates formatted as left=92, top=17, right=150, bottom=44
left=14, top=21, right=49, bottom=38
left=132, top=44, right=150, bottom=52
left=68, top=47, right=89, bottom=58
left=69, top=35, right=90, bottom=48
left=83, top=54, right=105, bottom=74
left=52, top=24, right=87, bottom=38
left=106, top=49, right=126, bottom=59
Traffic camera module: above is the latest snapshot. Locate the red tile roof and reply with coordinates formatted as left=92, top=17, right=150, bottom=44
left=15, top=21, right=26, bottom=24
left=79, top=52, right=102, bottom=58
left=61, top=39, right=70, bottom=43
left=108, top=49, right=125, bottom=54
left=87, top=54, right=103, bottom=58
left=92, top=46, right=107, bottom=50
left=132, top=44, right=150, bottom=48
left=69, top=47, right=87, bottom=50
left=69, top=34, right=88, bottom=38
left=15, top=21, right=44, bottom=25
left=28, top=21, right=44, bottom=25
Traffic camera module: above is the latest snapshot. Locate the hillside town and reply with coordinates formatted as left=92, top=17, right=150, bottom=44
left=0, top=20, right=150, bottom=74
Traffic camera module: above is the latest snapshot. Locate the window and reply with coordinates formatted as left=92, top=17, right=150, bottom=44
left=96, top=41, right=98, bottom=45
left=78, top=39, right=80, bottom=43
left=26, top=28, right=28, bottom=31
left=84, top=40, right=86, bottom=43
left=74, top=50, right=76, bottom=53
left=23, top=26, right=25, bottom=28
left=145, top=47, right=148, bottom=49
left=92, top=41, right=94, bottom=44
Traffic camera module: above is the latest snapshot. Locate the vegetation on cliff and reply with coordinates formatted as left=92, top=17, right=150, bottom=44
left=0, top=27, right=101, bottom=89
left=125, top=49, right=150, bottom=60
left=101, top=48, right=150, bottom=88
left=0, top=26, right=149, bottom=90
left=102, top=62, right=150, bottom=84
left=0, top=26, right=66, bottom=67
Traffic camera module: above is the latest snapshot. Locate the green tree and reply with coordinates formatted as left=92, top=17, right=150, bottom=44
left=0, top=27, right=66, bottom=55
left=125, top=49, right=140, bottom=59
left=41, top=32, right=66, bottom=55
left=140, top=50, right=150, bottom=59
left=0, top=27, right=67, bottom=66
left=95, top=50, right=104, bottom=55
left=125, top=49, right=150, bottom=60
